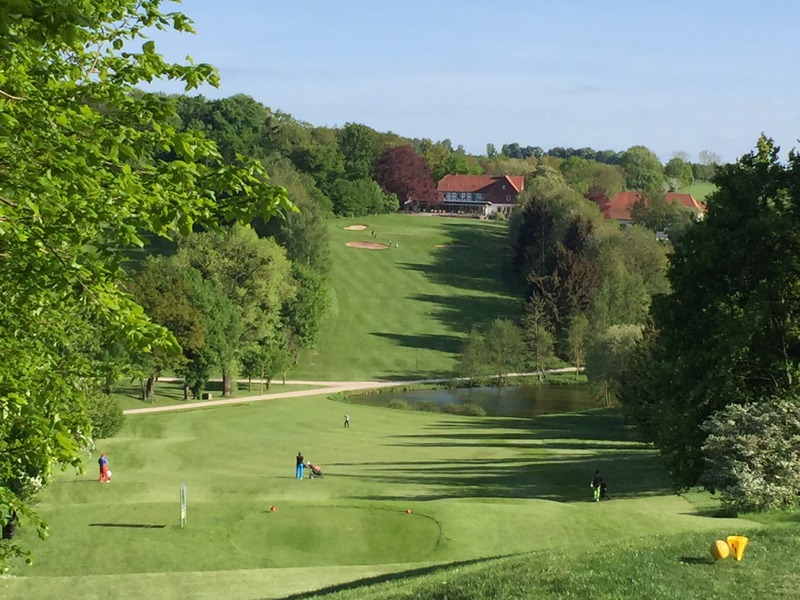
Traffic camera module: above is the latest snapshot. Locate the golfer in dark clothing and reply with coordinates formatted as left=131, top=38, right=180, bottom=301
left=590, top=470, right=603, bottom=502
left=296, top=452, right=305, bottom=479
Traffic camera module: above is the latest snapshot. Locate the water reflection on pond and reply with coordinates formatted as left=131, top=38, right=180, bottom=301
left=361, top=384, right=597, bottom=418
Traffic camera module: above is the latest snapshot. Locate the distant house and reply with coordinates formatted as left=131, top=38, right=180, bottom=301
left=436, top=174, right=525, bottom=216
left=607, top=191, right=706, bottom=225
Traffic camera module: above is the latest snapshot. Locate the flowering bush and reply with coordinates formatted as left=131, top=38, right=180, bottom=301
left=702, top=397, right=800, bottom=512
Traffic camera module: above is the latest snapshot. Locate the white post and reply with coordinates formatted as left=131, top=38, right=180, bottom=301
left=180, top=482, right=187, bottom=528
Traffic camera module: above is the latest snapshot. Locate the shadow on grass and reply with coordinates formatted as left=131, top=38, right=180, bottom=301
left=400, top=220, right=521, bottom=296
left=113, top=378, right=262, bottom=406
left=89, top=523, right=166, bottom=529
left=678, top=555, right=715, bottom=565
left=343, top=451, right=671, bottom=503
left=409, top=292, right=522, bottom=333
left=274, top=555, right=507, bottom=600
left=333, top=410, right=673, bottom=502
left=393, top=220, right=524, bottom=337
left=370, top=331, right=463, bottom=355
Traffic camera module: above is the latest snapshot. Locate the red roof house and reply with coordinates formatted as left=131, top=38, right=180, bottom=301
left=436, top=175, right=525, bottom=216
left=607, top=191, right=705, bottom=224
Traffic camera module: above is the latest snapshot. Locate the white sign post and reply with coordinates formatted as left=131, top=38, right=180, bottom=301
left=180, top=482, right=187, bottom=528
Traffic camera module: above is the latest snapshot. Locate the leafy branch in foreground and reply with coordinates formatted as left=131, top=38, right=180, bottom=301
left=0, top=0, right=293, bottom=569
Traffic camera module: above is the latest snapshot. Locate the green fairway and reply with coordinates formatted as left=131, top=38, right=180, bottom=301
left=1, top=213, right=778, bottom=600
left=2, top=396, right=755, bottom=600
left=290, top=214, right=524, bottom=381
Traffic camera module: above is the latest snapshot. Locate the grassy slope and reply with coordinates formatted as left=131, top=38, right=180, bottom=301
left=1, top=214, right=780, bottom=600
left=1, top=398, right=754, bottom=600
left=290, top=214, right=523, bottom=381
left=677, top=181, right=716, bottom=202
left=313, top=523, right=798, bottom=600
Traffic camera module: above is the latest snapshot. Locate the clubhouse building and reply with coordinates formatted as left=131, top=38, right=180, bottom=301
left=436, top=174, right=525, bottom=216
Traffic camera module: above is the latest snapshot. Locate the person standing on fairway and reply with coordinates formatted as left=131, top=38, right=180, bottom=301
left=590, top=470, right=603, bottom=502
left=344, top=414, right=350, bottom=428
left=98, top=453, right=110, bottom=483
left=296, top=451, right=305, bottom=479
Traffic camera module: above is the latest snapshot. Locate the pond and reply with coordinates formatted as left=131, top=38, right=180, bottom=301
left=360, top=384, right=597, bottom=418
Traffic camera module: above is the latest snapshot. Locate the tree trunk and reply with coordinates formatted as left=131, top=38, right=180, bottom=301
left=145, top=375, right=156, bottom=403
left=222, top=368, right=233, bottom=397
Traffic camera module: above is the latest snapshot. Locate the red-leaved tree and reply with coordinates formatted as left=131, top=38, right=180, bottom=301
left=374, top=145, right=440, bottom=208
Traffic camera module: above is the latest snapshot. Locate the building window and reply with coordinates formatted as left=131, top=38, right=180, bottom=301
left=506, top=195, right=511, bottom=202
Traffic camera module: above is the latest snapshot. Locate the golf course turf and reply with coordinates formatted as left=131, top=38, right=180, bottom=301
left=0, top=215, right=772, bottom=599
left=2, top=397, right=757, bottom=599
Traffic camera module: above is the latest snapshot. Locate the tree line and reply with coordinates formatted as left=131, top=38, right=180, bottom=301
left=455, top=168, right=673, bottom=402
left=460, top=135, right=800, bottom=514
left=170, top=94, right=720, bottom=221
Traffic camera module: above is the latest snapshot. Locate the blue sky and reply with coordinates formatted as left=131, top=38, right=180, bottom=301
left=149, top=1, right=800, bottom=163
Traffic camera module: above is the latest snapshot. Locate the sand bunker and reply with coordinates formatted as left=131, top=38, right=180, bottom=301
left=434, top=243, right=467, bottom=248
left=344, top=224, right=368, bottom=230
left=346, top=241, right=388, bottom=250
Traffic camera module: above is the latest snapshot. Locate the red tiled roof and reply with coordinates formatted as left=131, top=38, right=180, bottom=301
left=607, top=191, right=706, bottom=222
left=437, top=174, right=525, bottom=194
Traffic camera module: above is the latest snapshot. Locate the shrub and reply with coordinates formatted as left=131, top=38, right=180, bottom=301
left=387, top=398, right=410, bottom=411
left=702, top=397, right=800, bottom=512
left=87, top=393, right=126, bottom=440
left=442, top=402, right=487, bottom=417
left=415, top=401, right=440, bottom=413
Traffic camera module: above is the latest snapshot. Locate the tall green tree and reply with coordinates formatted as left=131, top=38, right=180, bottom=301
left=175, top=94, right=271, bottom=161
left=564, top=313, right=590, bottom=380
left=665, top=156, right=694, bottom=189
left=483, top=319, right=525, bottom=388
left=585, top=324, right=642, bottom=407
left=521, top=297, right=556, bottom=380
left=527, top=216, right=601, bottom=336
left=456, top=327, right=489, bottom=389
left=0, top=0, right=292, bottom=568
left=128, top=257, right=207, bottom=402
left=328, top=178, right=396, bottom=216
left=282, top=263, right=330, bottom=350
left=338, top=122, right=381, bottom=181
left=175, top=225, right=296, bottom=396
left=619, top=136, right=800, bottom=487
left=180, top=268, right=241, bottom=400
left=621, top=145, right=665, bottom=191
